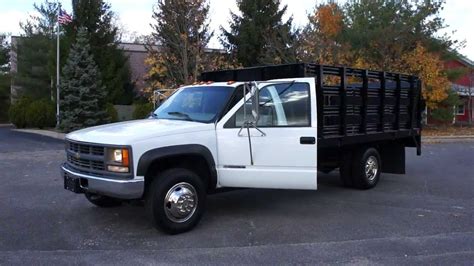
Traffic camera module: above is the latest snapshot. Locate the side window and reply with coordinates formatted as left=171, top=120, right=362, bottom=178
left=224, top=82, right=310, bottom=128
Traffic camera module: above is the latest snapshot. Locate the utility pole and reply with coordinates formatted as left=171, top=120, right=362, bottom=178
left=56, top=3, right=61, bottom=127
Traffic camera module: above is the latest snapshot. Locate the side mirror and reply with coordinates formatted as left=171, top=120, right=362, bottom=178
left=239, top=82, right=265, bottom=166
left=250, top=82, right=259, bottom=123
left=153, top=90, right=167, bottom=109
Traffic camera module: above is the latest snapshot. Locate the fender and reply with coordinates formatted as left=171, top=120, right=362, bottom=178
left=137, top=144, right=217, bottom=188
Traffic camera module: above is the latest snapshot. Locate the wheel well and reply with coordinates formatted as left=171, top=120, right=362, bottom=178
left=144, top=154, right=214, bottom=193
left=331, top=142, right=405, bottom=174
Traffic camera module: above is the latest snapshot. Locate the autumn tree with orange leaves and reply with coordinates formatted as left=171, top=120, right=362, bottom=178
left=299, top=1, right=461, bottom=111
left=298, top=3, right=350, bottom=65
left=402, top=43, right=450, bottom=109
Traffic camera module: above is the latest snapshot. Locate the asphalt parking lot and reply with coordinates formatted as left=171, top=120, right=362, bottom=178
left=0, top=125, right=473, bottom=265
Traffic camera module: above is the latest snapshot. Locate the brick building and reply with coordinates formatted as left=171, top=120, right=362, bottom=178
left=443, top=55, right=474, bottom=125
left=10, top=37, right=226, bottom=102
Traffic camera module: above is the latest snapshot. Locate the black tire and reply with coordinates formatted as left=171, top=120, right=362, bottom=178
left=146, top=168, right=206, bottom=234
left=351, top=147, right=381, bottom=189
left=85, top=192, right=122, bottom=207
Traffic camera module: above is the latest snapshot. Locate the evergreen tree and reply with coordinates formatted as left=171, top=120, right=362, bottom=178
left=60, top=27, right=109, bottom=132
left=65, top=0, right=133, bottom=104
left=0, top=34, right=10, bottom=71
left=14, top=0, right=60, bottom=100
left=146, top=0, right=211, bottom=89
left=220, top=0, right=297, bottom=67
left=0, top=33, right=11, bottom=122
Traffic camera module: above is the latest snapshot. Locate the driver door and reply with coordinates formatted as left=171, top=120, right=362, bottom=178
left=215, top=78, right=317, bottom=190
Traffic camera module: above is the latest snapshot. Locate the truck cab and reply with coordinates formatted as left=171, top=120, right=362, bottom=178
left=61, top=63, right=422, bottom=234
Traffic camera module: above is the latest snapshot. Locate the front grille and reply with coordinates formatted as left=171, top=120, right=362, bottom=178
left=69, top=142, right=105, bottom=156
left=67, top=155, right=105, bottom=171
left=66, top=140, right=106, bottom=175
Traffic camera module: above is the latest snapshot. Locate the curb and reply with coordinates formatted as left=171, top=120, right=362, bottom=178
left=423, top=135, right=474, bottom=139
left=422, top=136, right=474, bottom=143
left=12, top=129, right=66, bottom=140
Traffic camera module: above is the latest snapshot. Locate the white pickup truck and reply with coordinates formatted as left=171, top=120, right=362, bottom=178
left=61, top=63, right=423, bottom=234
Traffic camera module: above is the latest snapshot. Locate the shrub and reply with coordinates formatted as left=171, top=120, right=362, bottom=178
left=430, top=107, right=454, bottom=123
left=106, top=103, right=119, bottom=123
left=25, top=99, right=56, bottom=129
left=8, top=97, right=32, bottom=128
left=430, top=89, right=461, bottom=124
left=133, top=102, right=154, bottom=119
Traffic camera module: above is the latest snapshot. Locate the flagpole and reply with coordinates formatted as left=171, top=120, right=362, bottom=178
left=56, top=3, right=61, bottom=127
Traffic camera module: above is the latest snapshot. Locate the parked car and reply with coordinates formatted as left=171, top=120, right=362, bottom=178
left=61, top=63, right=423, bottom=234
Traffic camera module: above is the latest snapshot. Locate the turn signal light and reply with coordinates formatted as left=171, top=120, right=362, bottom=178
left=122, top=149, right=129, bottom=167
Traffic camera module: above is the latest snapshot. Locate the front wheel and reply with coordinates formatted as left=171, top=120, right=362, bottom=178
left=146, top=168, right=206, bottom=234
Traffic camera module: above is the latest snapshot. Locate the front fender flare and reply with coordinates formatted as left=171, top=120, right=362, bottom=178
left=136, top=144, right=217, bottom=189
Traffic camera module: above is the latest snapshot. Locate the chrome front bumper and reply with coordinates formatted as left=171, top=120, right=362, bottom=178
left=61, top=164, right=144, bottom=199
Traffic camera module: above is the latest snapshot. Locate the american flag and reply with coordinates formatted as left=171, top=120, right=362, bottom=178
left=58, top=9, right=72, bottom=25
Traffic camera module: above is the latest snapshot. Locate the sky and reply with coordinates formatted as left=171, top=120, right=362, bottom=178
left=1, top=0, right=473, bottom=60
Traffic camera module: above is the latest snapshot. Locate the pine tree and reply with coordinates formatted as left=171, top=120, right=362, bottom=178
left=0, top=33, right=11, bottom=122
left=146, top=0, right=211, bottom=89
left=60, top=27, right=109, bottom=132
left=65, top=0, right=133, bottom=104
left=220, top=0, right=297, bottom=67
left=14, top=0, right=60, bottom=100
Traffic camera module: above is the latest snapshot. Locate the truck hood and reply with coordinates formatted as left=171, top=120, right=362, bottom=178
left=66, top=119, right=215, bottom=145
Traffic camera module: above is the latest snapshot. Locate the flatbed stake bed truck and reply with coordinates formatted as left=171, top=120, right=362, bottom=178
left=61, top=63, right=423, bottom=234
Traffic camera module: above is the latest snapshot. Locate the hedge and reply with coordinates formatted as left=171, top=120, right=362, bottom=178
left=9, top=98, right=56, bottom=129
left=133, top=102, right=154, bottom=119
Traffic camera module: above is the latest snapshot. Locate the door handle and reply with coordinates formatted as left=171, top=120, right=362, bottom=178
left=300, top=136, right=316, bottom=145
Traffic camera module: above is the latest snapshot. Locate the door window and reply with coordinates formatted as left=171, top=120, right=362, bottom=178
left=225, top=82, right=310, bottom=128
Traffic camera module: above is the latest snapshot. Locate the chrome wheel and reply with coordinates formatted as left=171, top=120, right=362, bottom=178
left=365, top=155, right=378, bottom=181
left=164, top=182, right=198, bottom=223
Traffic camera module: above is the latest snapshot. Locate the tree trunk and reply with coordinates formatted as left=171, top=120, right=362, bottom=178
left=182, top=36, right=188, bottom=85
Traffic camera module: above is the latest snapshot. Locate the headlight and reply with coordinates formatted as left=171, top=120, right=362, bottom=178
left=107, top=148, right=130, bottom=173
left=113, top=149, right=123, bottom=162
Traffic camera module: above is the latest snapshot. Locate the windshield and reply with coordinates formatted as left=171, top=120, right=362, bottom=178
left=152, top=86, right=235, bottom=123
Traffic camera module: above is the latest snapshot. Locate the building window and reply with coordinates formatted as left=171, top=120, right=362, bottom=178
left=456, top=104, right=465, bottom=115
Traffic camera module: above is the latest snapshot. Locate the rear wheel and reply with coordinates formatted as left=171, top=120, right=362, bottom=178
left=85, top=192, right=122, bottom=207
left=352, top=147, right=381, bottom=189
left=146, top=168, right=206, bottom=234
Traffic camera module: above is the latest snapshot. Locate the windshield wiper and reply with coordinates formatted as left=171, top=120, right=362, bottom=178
left=167, top=111, right=194, bottom=121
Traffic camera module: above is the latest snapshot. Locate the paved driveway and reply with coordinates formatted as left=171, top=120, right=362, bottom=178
left=0, top=125, right=473, bottom=264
